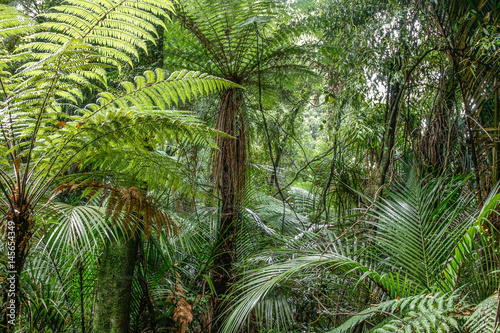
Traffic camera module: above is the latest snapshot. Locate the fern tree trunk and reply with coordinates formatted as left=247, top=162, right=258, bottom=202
left=212, top=88, right=246, bottom=332
left=93, top=233, right=139, bottom=333
left=1, top=199, right=34, bottom=331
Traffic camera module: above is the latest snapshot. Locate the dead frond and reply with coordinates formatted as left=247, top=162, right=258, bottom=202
left=54, top=181, right=178, bottom=238
left=167, top=273, right=194, bottom=333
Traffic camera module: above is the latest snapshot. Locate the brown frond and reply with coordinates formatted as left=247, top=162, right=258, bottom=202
left=54, top=181, right=178, bottom=238
left=167, top=274, right=194, bottom=333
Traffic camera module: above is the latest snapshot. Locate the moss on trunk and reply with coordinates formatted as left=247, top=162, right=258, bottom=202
left=93, top=233, right=139, bottom=333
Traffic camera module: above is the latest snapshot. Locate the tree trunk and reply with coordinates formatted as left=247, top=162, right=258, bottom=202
left=212, top=88, right=246, bottom=332
left=1, top=194, right=34, bottom=331
left=93, top=233, right=139, bottom=333
left=493, top=84, right=499, bottom=186
left=419, top=70, right=456, bottom=174
left=134, top=240, right=157, bottom=333
left=378, top=80, right=401, bottom=186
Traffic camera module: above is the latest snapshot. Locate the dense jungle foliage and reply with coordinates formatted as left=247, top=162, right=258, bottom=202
left=0, top=0, right=499, bottom=332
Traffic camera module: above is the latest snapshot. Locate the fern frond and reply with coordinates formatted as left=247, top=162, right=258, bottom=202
left=0, top=5, right=39, bottom=73
left=330, top=292, right=463, bottom=333
left=11, top=69, right=236, bottom=173
left=29, top=0, right=174, bottom=66
left=86, top=69, right=240, bottom=114
left=0, top=4, right=38, bottom=39
left=464, top=294, right=498, bottom=333
left=74, top=148, right=196, bottom=194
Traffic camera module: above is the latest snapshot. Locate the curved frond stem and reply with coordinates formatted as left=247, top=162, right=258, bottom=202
left=175, top=7, right=228, bottom=75
left=0, top=178, right=13, bottom=210
left=0, top=166, right=15, bottom=192
left=81, top=0, right=127, bottom=39
left=22, top=70, right=61, bottom=196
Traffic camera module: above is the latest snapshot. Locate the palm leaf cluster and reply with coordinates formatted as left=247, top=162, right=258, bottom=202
left=222, top=171, right=500, bottom=333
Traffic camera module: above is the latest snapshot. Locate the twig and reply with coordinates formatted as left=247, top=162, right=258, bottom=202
left=312, top=294, right=408, bottom=326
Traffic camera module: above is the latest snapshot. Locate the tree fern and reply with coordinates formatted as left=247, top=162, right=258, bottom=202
left=163, top=5, right=319, bottom=327
left=165, top=0, right=316, bottom=82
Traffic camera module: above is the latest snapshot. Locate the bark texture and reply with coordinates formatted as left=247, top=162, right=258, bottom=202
left=93, top=233, right=139, bottom=333
left=212, top=88, right=246, bottom=332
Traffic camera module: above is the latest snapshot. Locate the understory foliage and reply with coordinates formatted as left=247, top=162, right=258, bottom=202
left=0, top=0, right=500, bottom=332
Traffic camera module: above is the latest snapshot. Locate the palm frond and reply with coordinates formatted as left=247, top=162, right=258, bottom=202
left=41, top=202, right=110, bottom=256
left=371, top=172, right=475, bottom=291
left=54, top=181, right=177, bottom=239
